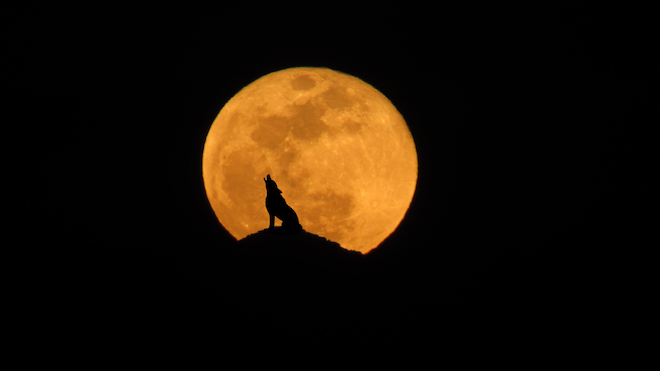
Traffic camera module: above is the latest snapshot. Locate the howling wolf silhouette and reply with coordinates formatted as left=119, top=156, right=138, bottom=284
left=264, top=174, right=303, bottom=233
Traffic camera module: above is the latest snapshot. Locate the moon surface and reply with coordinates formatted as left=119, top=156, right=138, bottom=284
left=202, top=67, right=417, bottom=254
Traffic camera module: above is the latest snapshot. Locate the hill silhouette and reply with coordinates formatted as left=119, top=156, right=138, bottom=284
left=236, top=227, right=363, bottom=266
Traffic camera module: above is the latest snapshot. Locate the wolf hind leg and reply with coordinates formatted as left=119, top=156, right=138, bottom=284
left=282, top=219, right=302, bottom=233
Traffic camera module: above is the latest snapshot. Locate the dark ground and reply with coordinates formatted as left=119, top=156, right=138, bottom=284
left=6, top=2, right=653, bottom=365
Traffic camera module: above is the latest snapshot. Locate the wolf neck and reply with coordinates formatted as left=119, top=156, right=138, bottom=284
left=268, top=187, right=282, bottom=195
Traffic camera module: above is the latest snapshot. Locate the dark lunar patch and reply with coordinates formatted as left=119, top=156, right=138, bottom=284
left=291, top=75, right=316, bottom=91
left=319, top=86, right=354, bottom=110
left=289, top=101, right=329, bottom=141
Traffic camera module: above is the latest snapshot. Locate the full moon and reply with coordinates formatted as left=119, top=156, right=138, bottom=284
left=202, top=67, right=417, bottom=254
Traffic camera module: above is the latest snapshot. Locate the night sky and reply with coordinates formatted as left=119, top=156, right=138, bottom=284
left=9, top=3, right=653, bottom=363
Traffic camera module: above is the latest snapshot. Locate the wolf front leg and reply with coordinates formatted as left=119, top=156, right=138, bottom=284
left=268, top=212, right=275, bottom=230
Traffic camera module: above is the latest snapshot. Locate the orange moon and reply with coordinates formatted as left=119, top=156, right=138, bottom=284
left=202, top=67, right=417, bottom=254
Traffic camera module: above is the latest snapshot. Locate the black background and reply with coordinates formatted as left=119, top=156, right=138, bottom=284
left=6, top=2, right=653, bottom=364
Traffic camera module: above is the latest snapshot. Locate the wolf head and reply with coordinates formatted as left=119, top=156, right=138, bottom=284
left=264, top=174, right=282, bottom=194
